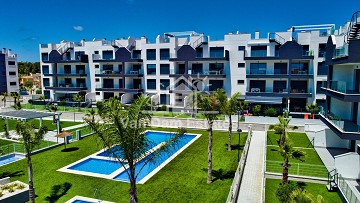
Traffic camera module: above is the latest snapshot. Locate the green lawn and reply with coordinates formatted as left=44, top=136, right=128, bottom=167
left=175, top=113, right=225, bottom=120
left=0, top=139, right=56, bottom=155
left=0, top=139, right=17, bottom=146
left=265, top=179, right=342, bottom=203
left=0, top=127, right=247, bottom=202
left=0, top=119, right=82, bottom=132
left=22, top=104, right=96, bottom=113
left=266, top=131, right=328, bottom=178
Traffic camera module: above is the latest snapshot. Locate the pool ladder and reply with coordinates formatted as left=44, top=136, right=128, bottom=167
left=94, top=188, right=101, bottom=202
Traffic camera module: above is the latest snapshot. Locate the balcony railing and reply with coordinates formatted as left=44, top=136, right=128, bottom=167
left=328, top=80, right=347, bottom=93
left=290, top=89, right=308, bottom=93
left=291, top=69, right=310, bottom=75
left=320, top=110, right=360, bottom=133
left=92, top=54, right=114, bottom=60
left=333, top=44, right=349, bottom=58
left=95, top=70, right=122, bottom=75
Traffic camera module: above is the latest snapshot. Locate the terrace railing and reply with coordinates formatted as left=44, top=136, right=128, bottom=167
left=266, top=160, right=328, bottom=178
left=226, top=125, right=253, bottom=203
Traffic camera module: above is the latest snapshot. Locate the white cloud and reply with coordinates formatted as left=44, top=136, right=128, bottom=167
left=73, top=26, right=84, bottom=31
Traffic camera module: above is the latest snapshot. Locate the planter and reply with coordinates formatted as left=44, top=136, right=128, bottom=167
left=0, top=177, right=29, bottom=203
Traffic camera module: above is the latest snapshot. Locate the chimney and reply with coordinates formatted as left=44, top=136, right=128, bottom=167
left=255, top=31, right=260, bottom=39
left=8, top=49, right=12, bottom=56
left=2, top=48, right=5, bottom=54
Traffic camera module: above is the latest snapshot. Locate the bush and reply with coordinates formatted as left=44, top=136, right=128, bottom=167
left=160, top=105, right=167, bottom=111
left=28, top=99, right=33, bottom=104
left=36, top=89, right=42, bottom=94
left=60, top=100, right=67, bottom=106
left=264, top=107, right=278, bottom=117
left=253, top=105, right=261, bottom=116
left=276, top=182, right=298, bottom=203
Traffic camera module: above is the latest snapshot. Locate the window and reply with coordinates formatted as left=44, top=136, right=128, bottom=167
left=250, top=63, right=266, bottom=74
left=147, top=64, right=156, bottom=75
left=132, top=50, right=141, bottom=59
left=95, top=65, right=99, bottom=69
left=317, top=62, right=328, bottom=75
left=103, top=64, right=113, bottom=71
left=119, top=79, right=123, bottom=88
left=75, top=51, right=85, bottom=60
left=209, top=63, right=224, bottom=72
left=64, top=65, right=71, bottom=74
left=96, top=92, right=100, bottom=95
left=237, top=80, right=244, bottom=85
left=160, top=94, right=170, bottom=105
left=8, top=61, right=15, bottom=65
left=273, top=81, right=287, bottom=92
left=147, top=79, right=156, bottom=90
left=102, top=51, right=113, bottom=60
left=10, top=82, right=16, bottom=86
left=274, top=63, right=287, bottom=74
left=160, top=79, right=170, bottom=90
left=238, top=63, right=245, bottom=68
left=209, top=80, right=223, bottom=91
left=250, top=46, right=267, bottom=57
left=9, top=72, right=16, bottom=76
left=94, top=51, right=99, bottom=54
left=192, top=64, right=203, bottom=74
left=147, top=49, right=156, bottom=60
left=238, top=46, right=245, bottom=51
left=42, top=65, right=49, bottom=74
left=160, top=49, right=170, bottom=60
left=160, top=64, right=170, bottom=75
left=43, top=78, right=49, bottom=86
left=95, top=78, right=100, bottom=82
left=291, top=62, right=309, bottom=74
left=318, top=44, right=326, bottom=57
left=196, top=47, right=203, bottom=58
left=210, top=47, right=224, bottom=58
left=41, top=53, right=49, bottom=61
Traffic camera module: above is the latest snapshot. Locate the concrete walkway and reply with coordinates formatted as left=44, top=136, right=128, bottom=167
left=237, top=131, right=266, bottom=203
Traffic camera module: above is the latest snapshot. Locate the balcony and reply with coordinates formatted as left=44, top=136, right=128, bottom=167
left=44, top=83, right=87, bottom=91
left=43, top=70, right=87, bottom=77
left=95, top=70, right=123, bottom=77
left=95, top=84, right=143, bottom=93
left=290, top=69, right=313, bottom=78
left=246, top=88, right=288, bottom=97
left=333, top=44, right=349, bottom=59
left=319, top=112, right=360, bottom=138
left=124, top=70, right=143, bottom=77
left=92, top=54, right=114, bottom=62
left=247, top=70, right=288, bottom=78
left=289, top=89, right=312, bottom=98
left=321, top=81, right=360, bottom=102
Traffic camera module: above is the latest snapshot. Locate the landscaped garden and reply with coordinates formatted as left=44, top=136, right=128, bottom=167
left=266, top=131, right=328, bottom=178
left=0, top=127, right=247, bottom=202
left=0, top=119, right=82, bottom=132
left=265, top=178, right=342, bottom=203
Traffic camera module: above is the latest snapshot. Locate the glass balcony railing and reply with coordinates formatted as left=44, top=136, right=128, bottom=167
left=320, top=110, right=360, bottom=133
left=333, top=44, right=349, bottom=58
left=329, top=81, right=347, bottom=93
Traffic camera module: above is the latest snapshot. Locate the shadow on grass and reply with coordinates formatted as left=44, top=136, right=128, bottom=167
left=0, top=170, right=24, bottom=179
left=202, top=168, right=235, bottom=182
left=271, top=148, right=278, bottom=152
left=229, top=144, right=243, bottom=151
left=45, top=182, right=72, bottom=203
left=61, top=147, right=79, bottom=152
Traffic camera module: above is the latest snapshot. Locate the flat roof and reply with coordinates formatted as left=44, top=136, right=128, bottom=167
left=0, top=110, right=56, bottom=121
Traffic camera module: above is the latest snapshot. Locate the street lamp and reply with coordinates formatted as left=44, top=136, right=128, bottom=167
left=237, top=110, right=242, bottom=163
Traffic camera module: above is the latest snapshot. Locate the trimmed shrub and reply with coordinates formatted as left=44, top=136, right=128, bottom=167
left=253, top=105, right=262, bottom=116
left=264, top=107, right=278, bottom=117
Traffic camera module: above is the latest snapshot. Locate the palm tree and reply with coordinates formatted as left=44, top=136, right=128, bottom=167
left=269, top=114, right=291, bottom=147
left=214, top=89, right=241, bottom=151
left=306, top=103, right=319, bottom=119
left=84, top=96, right=186, bottom=203
left=73, top=93, right=84, bottom=112
left=197, top=92, right=221, bottom=183
left=2, top=92, right=8, bottom=107
left=10, top=92, right=20, bottom=106
left=47, top=104, right=58, bottom=123
left=85, top=108, right=97, bottom=133
left=16, top=121, right=48, bottom=203
left=279, top=140, right=305, bottom=184
left=290, top=188, right=314, bottom=203
left=39, top=95, right=46, bottom=107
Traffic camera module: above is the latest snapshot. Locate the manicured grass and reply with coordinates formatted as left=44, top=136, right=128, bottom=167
left=68, top=126, right=92, bottom=139
left=22, top=104, right=96, bottom=113
left=0, top=139, right=17, bottom=147
left=0, top=119, right=82, bottom=132
left=265, top=178, right=342, bottom=203
left=0, top=139, right=56, bottom=155
left=175, top=113, right=225, bottom=120
left=151, top=111, right=181, bottom=117
left=267, top=131, right=313, bottom=148
left=267, top=146, right=324, bottom=165
left=0, top=127, right=247, bottom=202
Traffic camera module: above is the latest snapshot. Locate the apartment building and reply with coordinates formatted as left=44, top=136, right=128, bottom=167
left=0, top=48, right=19, bottom=94
left=39, top=27, right=332, bottom=111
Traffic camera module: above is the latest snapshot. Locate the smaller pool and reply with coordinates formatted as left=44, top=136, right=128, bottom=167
left=68, top=158, right=123, bottom=175
left=65, top=195, right=114, bottom=203
left=0, top=153, right=25, bottom=167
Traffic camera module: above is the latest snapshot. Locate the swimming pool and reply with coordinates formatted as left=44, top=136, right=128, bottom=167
left=65, top=195, right=114, bottom=203
left=0, top=153, right=25, bottom=167
left=59, top=131, right=200, bottom=184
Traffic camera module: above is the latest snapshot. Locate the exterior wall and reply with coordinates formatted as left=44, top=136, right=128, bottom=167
left=334, top=153, right=360, bottom=179
left=0, top=49, right=19, bottom=93
left=313, top=128, right=350, bottom=148
left=330, top=97, right=352, bottom=120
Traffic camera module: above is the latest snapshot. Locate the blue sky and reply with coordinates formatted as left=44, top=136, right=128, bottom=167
left=0, top=0, right=358, bottom=62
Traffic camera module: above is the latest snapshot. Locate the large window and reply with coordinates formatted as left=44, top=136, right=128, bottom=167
left=210, top=47, right=224, bottom=58
left=317, top=62, right=328, bottom=75
left=249, top=80, right=266, bottom=92
left=273, top=81, right=287, bottom=92
left=291, top=62, right=309, bottom=74
left=42, top=65, right=49, bottom=74
left=43, top=78, right=49, bottom=86
left=64, top=65, right=71, bottom=74
left=8, top=61, right=15, bottom=65
left=132, top=50, right=141, bottom=59
left=160, top=64, right=170, bottom=75
left=250, top=46, right=267, bottom=57
left=209, top=63, right=224, bottom=73
left=318, top=44, right=326, bottom=57
left=160, top=79, right=170, bottom=90
left=147, top=64, right=156, bottom=75
left=41, top=53, right=49, bottom=61
left=274, top=63, right=287, bottom=74
left=160, top=94, right=170, bottom=105
left=147, top=49, right=156, bottom=60
left=250, top=63, right=266, bottom=74
left=192, top=64, right=203, bottom=74
left=160, top=49, right=170, bottom=60
left=147, top=79, right=156, bottom=90
left=102, top=51, right=113, bottom=60
left=209, top=80, right=223, bottom=91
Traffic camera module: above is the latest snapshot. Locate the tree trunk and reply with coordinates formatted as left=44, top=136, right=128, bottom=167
left=207, top=120, right=213, bottom=184
left=282, top=157, right=289, bottom=185
left=129, top=163, right=138, bottom=203
left=228, top=115, right=232, bottom=151
left=27, top=153, right=35, bottom=203
left=280, top=129, right=286, bottom=147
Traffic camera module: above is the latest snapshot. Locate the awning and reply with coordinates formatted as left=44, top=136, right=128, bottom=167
left=245, top=96, right=283, bottom=104
left=0, top=110, right=57, bottom=121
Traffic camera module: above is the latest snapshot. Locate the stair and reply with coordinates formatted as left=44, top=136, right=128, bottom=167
left=346, top=11, right=360, bottom=42
left=269, top=33, right=286, bottom=45
left=327, top=169, right=338, bottom=192
left=191, top=35, right=208, bottom=49
left=57, top=42, right=74, bottom=55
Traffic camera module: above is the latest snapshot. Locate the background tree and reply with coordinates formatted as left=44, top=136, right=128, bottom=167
left=214, top=89, right=241, bottom=151
left=306, top=103, right=319, bottom=119
left=16, top=121, right=48, bottom=203
left=11, top=92, right=20, bottom=106
left=84, top=96, right=186, bottom=203
left=18, top=62, right=40, bottom=76
left=2, top=92, right=8, bottom=107
left=73, top=93, right=84, bottom=112
left=197, top=92, right=221, bottom=183
left=24, top=80, right=34, bottom=94
left=47, top=104, right=58, bottom=122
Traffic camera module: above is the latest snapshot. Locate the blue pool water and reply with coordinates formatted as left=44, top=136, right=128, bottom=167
left=69, top=158, right=122, bottom=175
left=72, top=200, right=94, bottom=203
left=0, top=154, right=25, bottom=167
left=67, top=131, right=196, bottom=182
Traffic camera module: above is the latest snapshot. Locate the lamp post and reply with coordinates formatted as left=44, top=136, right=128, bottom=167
left=73, top=103, right=76, bottom=122
left=237, top=110, right=242, bottom=163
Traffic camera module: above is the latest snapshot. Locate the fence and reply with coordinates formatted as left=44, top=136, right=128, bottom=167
left=226, top=125, right=253, bottom=203
left=266, top=160, right=328, bottom=178
left=338, top=174, right=360, bottom=203
left=0, top=143, right=25, bottom=156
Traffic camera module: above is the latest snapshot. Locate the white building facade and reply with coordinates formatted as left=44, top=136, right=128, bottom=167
left=0, top=48, right=19, bottom=94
